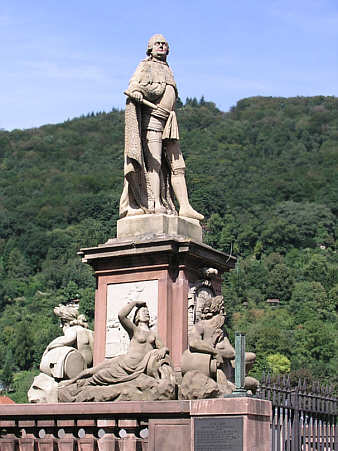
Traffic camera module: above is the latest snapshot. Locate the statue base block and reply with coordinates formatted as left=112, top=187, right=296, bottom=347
left=117, top=214, right=202, bottom=242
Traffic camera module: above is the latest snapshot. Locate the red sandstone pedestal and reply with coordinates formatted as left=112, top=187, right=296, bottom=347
left=79, top=234, right=235, bottom=370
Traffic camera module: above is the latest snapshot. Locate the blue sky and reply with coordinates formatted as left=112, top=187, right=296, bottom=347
left=1, top=0, right=337, bottom=130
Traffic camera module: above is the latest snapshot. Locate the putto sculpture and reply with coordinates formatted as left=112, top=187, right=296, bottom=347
left=120, top=34, right=204, bottom=221
left=40, top=304, right=94, bottom=378
left=58, top=300, right=175, bottom=402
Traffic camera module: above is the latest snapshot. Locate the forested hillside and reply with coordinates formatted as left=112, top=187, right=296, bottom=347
left=0, top=95, right=337, bottom=401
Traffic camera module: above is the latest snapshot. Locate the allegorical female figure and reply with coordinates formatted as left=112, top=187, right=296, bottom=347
left=58, top=300, right=175, bottom=402
left=120, top=34, right=204, bottom=221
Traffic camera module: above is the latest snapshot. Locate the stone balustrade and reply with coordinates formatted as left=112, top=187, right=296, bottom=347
left=0, top=398, right=271, bottom=451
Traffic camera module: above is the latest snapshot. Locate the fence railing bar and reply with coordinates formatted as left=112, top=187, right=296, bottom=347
left=277, top=407, right=281, bottom=451
left=281, top=406, right=286, bottom=451
left=325, top=418, right=329, bottom=451
left=286, top=406, right=291, bottom=451
left=272, top=406, right=276, bottom=451
left=307, top=414, right=312, bottom=451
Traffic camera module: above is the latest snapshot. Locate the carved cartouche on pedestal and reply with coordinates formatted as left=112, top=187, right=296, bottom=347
left=58, top=301, right=176, bottom=402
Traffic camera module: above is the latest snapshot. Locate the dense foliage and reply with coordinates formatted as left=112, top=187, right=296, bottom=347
left=0, top=96, right=337, bottom=401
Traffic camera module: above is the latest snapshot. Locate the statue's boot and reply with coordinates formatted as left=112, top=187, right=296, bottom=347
left=125, top=207, right=145, bottom=217
left=171, top=173, right=204, bottom=221
left=154, top=204, right=167, bottom=214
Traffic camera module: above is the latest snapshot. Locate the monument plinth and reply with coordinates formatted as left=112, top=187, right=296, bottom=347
left=117, top=213, right=203, bottom=242
left=79, top=231, right=235, bottom=371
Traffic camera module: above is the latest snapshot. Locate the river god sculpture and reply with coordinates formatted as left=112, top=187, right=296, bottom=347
left=58, top=301, right=176, bottom=402
left=180, top=296, right=258, bottom=399
left=120, top=34, right=203, bottom=221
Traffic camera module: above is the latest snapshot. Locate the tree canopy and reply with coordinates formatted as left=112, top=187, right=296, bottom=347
left=0, top=96, right=337, bottom=401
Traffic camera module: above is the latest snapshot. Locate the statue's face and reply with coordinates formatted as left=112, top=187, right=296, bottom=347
left=151, top=40, right=168, bottom=60
left=138, top=306, right=150, bottom=322
left=202, top=304, right=213, bottom=319
left=60, top=318, right=70, bottom=329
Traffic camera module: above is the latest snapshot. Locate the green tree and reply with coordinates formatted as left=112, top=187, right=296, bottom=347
left=266, top=263, right=294, bottom=303
left=0, top=349, right=15, bottom=390
left=10, top=370, right=39, bottom=403
left=5, top=248, right=31, bottom=278
left=266, top=353, right=291, bottom=375
left=13, top=321, right=34, bottom=371
left=289, top=281, right=332, bottom=321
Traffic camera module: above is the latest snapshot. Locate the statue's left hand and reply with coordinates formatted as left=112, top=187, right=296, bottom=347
left=156, top=347, right=169, bottom=361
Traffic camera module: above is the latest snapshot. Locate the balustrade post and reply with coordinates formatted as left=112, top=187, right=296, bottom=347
left=19, top=436, right=35, bottom=451
left=37, top=435, right=56, bottom=451
left=98, top=432, right=118, bottom=451
left=97, top=420, right=118, bottom=451
left=0, top=434, right=18, bottom=451
left=77, top=436, right=96, bottom=451
left=57, top=433, right=76, bottom=451
left=77, top=425, right=96, bottom=451
left=118, top=420, right=140, bottom=451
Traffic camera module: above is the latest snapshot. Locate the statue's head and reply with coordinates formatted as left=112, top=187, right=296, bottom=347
left=54, top=304, right=88, bottom=328
left=200, top=299, right=212, bottom=319
left=210, top=296, right=225, bottom=316
left=146, top=34, right=169, bottom=59
left=133, top=305, right=150, bottom=325
left=201, top=296, right=225, bottom=319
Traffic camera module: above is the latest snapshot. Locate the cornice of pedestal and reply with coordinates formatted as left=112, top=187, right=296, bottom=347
left=78, top=234, right=236, bottom=273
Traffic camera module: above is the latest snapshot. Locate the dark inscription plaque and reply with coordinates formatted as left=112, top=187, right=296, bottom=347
left=194, top=416, right=243, bottom=451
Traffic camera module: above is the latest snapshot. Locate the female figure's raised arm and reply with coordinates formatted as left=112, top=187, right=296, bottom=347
left=118, top=300, right=146, bottom=338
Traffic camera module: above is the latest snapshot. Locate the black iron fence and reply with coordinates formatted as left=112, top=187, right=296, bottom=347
left=256, top=373, right=337, bottom=450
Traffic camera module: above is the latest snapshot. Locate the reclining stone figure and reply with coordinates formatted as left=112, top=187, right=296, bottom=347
left=58, top=300, right=176, bottom=402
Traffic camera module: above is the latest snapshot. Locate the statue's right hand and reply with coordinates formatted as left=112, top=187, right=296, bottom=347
left=135, top=300, right=146, bottom=307
left=130, top=91, right=143, bottom=102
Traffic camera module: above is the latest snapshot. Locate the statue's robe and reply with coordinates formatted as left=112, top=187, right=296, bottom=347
left=119, top=57, right=183, bottom=217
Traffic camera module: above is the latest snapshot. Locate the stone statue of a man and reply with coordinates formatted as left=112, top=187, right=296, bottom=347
left=120, top=34, right=203, bottom=221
